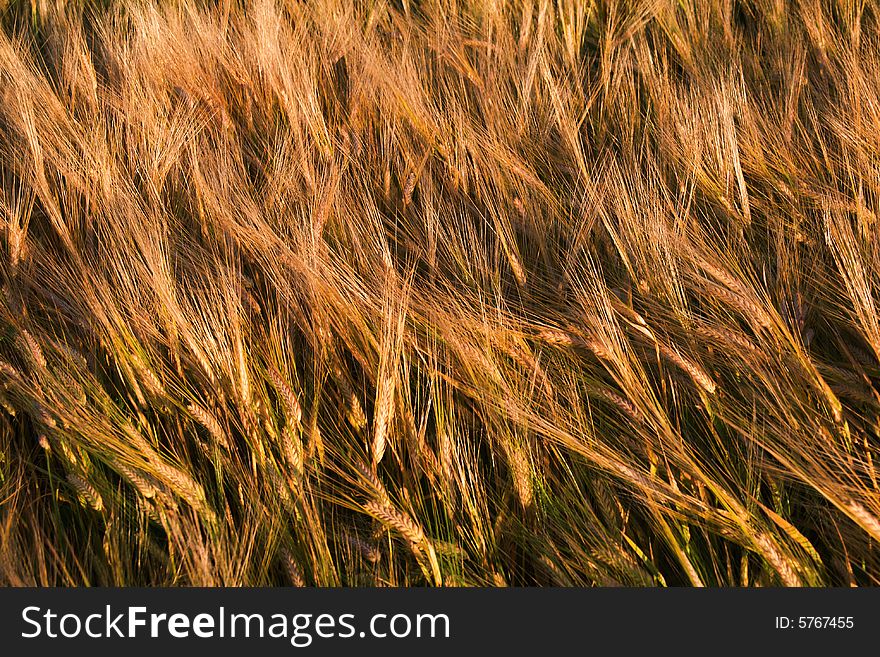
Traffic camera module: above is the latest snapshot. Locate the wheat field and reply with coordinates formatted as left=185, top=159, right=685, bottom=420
left=0, top=0, right=879, bottom=586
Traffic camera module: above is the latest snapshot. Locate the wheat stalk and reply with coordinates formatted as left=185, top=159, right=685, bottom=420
left=268, top=367, right=303, bottom=426
left=188, top=402, right=230, bottom=450
left=17, top=329, right=46, bottom=371
left=656, top=342, right=717, bottom=394
left=364, top=501, right=425, bottom=547
left=67, top=473, right=104, bottom=512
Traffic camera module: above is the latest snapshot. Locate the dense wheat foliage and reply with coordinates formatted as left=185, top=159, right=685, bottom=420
left=1, top=0, right=879, bottom=586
